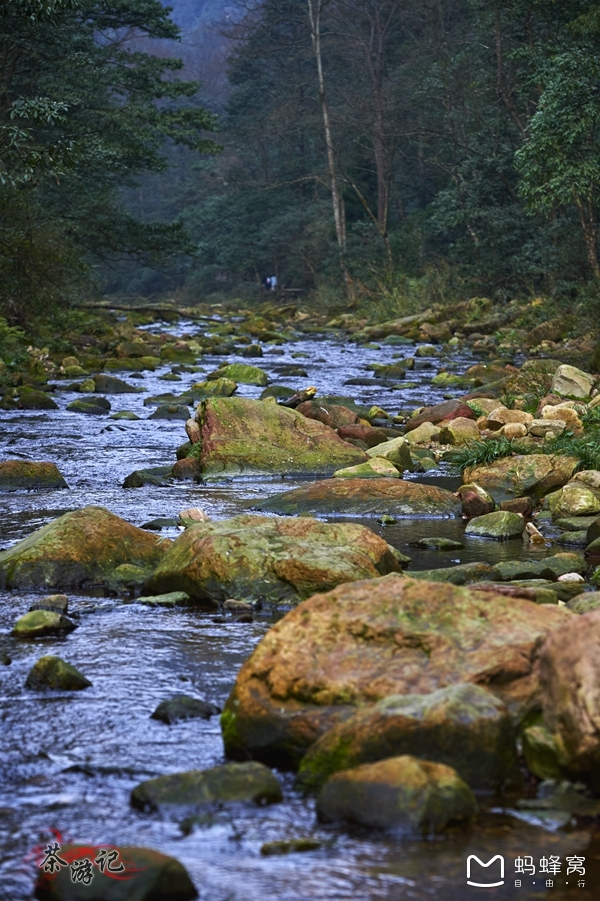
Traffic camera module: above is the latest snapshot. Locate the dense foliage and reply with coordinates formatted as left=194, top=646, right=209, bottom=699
left=2, top=0, right=600, bottom=312
left=0, top=0, right=218, bottom=321
left=141, top=0, right=600, bottom=305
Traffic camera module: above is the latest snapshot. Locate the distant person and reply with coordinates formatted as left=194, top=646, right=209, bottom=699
left=262, top=275, right=271, bottom=291
left=270, top=275, right=277, bottom=290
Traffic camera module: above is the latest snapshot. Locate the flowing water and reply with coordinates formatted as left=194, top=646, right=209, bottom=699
left=0, top=318, right=598, bottom=900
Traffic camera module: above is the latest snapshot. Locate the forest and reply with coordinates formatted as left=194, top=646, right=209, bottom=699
left=1, top=0, right=600, bottom=319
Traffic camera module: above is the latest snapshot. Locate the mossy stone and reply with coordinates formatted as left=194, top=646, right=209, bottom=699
left=26, top=655, right=91, bottom=690
left=208, top=363, right=268, bottom=386
left=12, top=609, right=76, bottom=638
left=131, top=762, right=282, bottom=811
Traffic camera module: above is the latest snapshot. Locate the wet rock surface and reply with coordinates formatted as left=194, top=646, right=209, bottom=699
left=144, top=514, right=403, bottom=606
left=222, top=575, right=568, bottom=766
left=3, top=304, right=600, bottom=901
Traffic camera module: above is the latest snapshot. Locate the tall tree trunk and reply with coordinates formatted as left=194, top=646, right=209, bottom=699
left=306, top=0, right=351, bottom=290
left=575, top=195, right=600, bottom=279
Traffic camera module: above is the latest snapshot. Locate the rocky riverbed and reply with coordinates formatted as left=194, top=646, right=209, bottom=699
left=2, top=299, right=600, bottom=900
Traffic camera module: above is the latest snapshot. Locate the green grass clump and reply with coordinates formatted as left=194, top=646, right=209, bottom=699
left=451, top=437, right=525, bottom=471
left=540, top=433, right=600, bottom=472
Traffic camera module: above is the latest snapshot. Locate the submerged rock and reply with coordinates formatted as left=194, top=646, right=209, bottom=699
left=316, top=756, right=477, bottom=833
left=190, top=397, right=367, bottom=477
left=298, top=683, right=515, bottom=791
left=221, top=575, right=568, bottom=766
left=463, top=454, right=578, bottom=504
left=144, top=514, right=403, bottom=607
left=0, top=460, right=67, bottom=491
left=0, top=505, right=169, bottom=590
left=26, top=655, right=91, bottom=690
left=67, top=398, right=110, bottom=415
left=131, top=762, right=282, bottom=812
left=93, top=374, right=144, bottom=394
left=149, top=403, right=190, bottom=421
left=255, top=478, right=461, bottom=518
left=151, top=696, right=220, bottom=724
left=34, top=845, right=198, bottom=901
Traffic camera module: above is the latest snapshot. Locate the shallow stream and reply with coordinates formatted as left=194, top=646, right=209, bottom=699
left=1, top=318, right=598, bottom=900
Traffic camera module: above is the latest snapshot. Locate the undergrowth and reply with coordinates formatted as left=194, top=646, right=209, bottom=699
left=453, top=420, right=600, bottom=474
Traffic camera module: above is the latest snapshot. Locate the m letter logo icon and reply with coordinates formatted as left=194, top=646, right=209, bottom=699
left=467, top=855, right=505, bottom=887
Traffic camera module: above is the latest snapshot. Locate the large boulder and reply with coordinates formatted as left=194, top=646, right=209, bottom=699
left=0, top=460, right=67, bottom=491
left=298, top=683, right=515, bottom=791
left=255, top=478, right=461, bottom=518
left=540, top=610, right=600, bottom=789
left=0, top=505, right=169, bottom=590
left=221, top=575, right=568, bottom=767
left=131, top=762, right=282, bottom=812
left=35, top=845, right=197, bottom=901
left=190, top=397, right=367, bottom=477
left=144, top=514, right=403, bottom=607
left=463, top=454, right=578, bottom=504
left=316, top=756, right=476, bottom=833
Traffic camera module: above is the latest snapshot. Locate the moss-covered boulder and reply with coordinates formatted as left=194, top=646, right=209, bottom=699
left=0, top=505, right=169, bottom=590
left=25, top=655, right=91, bottom=690
left=463, top=454, right=578, bottom=504
left=190, top=377, right=237, bottom=396
left=464, top=510, right=525, bottom=540
left=0, top=460, right=67, bottom=490
left=298, top=684, right=515, bottom=791
left=208, top=363, right=268, bottom=386
left=131, top=762, right=282, bottom=812
left=12, top=609, right=75, bottom=639
left=35, top=845, right=198, bottom=901
left=149, top=403, right=190, bottom=421
left=144, top=514, right=403, bottom=607
left=566, top=592, right=600, bottom=614
left=438, top=417, right=480, bottom=446
left=255, top=478, right=461, bottom=518
left=221, top=575, right=568, bottom=766
left=16, top=389, right=59, bottom=410
left=67, top=398, right=110, bottom=415
left=190, top=397, right=367, bottom=477
left=93, top=374, right=144, bottom=394
left=547, top=483, right=600, bottom=519
left=316, top=756, right=477, bottom=833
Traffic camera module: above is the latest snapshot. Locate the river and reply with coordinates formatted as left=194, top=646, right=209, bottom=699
left=0, top=314, right=598, bottom=900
